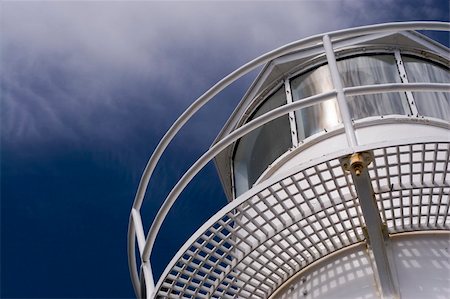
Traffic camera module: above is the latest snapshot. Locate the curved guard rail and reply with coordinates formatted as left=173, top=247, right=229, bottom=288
left=154, top=138, right=449, bottom=298
left=128, top=21, right=450, bottom=298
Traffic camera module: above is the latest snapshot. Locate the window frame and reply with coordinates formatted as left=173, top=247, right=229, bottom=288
left=231, top=83, right=292, bottom=198
left=231, top=48, right=449, bottom=197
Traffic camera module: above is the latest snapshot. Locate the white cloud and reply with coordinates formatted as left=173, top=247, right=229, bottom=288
left=1, top=1, right=448, bottom=152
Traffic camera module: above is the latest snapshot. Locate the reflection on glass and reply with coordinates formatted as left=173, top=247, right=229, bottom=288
left=337, top=55, right=409, bottom=119
left=403, top=56, right=450, bottom=121
left=233, top=87, right=291, bottom=196
left=291, top=64, right=341, bottom=140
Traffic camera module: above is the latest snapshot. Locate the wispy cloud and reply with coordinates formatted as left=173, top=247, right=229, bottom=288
left=1, top=1, right=448, bottom=154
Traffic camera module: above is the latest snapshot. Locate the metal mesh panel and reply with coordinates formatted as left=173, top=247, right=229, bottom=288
left=156, top=142, right=449, bottom=299
left=370, top=143, right=450, bottom=232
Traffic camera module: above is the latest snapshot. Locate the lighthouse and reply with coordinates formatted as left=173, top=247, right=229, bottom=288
left=128, top=22, right=450, bottom=299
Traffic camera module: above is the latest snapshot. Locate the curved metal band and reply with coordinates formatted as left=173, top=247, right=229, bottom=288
left=154, top=135, right=450, bottom=296
left=142, top=83, right=450, bottom=261
left=132, top=82, right=449, bottom=297
left=128, top=22, right=450, bottom=298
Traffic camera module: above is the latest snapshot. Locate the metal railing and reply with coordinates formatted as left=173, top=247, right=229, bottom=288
left=128, top=22, right=450, bottom=298
left=152, top=139, right=449, bottom=298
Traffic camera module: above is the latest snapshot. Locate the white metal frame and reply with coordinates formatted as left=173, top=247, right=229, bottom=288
left=394, top=49, right=419, bottom=116
left=152, top=138, right=449, bottom=298
left=227, top=40, right=448, bottom=201
left=284, top=79, right=298, bottom=148
left=128, top=22, right=450, bottom=299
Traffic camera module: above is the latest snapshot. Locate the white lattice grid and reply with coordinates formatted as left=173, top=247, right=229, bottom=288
left=369, top=143, right=450, bottom=232
left=155, top=141, right=450, bottom=299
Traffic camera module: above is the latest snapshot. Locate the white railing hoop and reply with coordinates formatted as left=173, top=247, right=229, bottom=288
left=131, top=21, right=448, bottom=212
left=128, top=22, right=450, bottom=298
left=141, top=262, right=155, bottom=298
left=127, top=222, right=140, bottom=297
left=344, top=82, right=450, bottom=96
left=152, top=136, right=450, bottom=294
left=141, top=82, right=450, bottom=261
left=131, top=209, right=147, bottom=254
left=142, top=91, right=336, bottom=259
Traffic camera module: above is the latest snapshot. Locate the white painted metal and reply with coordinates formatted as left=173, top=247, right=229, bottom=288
left=344, top=82, right=449, bottom=96
left=128, top=22, right=450, bottom=299
left=264, top=117, right=448, bottom=182
left=323, top=34, right=358, bottom=148
left=394, top=50, right=419, bottom=116
left=401, top=31, right=450, bottom=58
left=216, top=23, right=449, bottom=140
left=131, top=209, right=147, bottom=256
left=351, top=167, right=398, bottom=298
left=142, top=90, right=336, bottom=260
left=390, top=233, right=450, bottom=298
left=271, top=243, right=378, bottom=299
left=271, top=232, right=450, bottom=299
left=215, top=36, right=450, bottom=201
left=153, top=139, right=449, bottom=298
left=141, top=261, right=154, bottom=298
left=284, top=79, right=299, bottom=148
left=142, top=82, right=449, bottom=265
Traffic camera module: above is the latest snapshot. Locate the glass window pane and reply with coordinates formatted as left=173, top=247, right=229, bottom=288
left=291, top=64, right=341, bottom=140
left=337, top=55, right=409, bottom=119
left=233, top=87, right=291, bottom=196
left=403, top=56, right=450, bottom=121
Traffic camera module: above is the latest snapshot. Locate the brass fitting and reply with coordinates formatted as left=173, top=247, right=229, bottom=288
left=340, top=151, right=373, bottom=176
left=349, top=153, right=364, bottom=176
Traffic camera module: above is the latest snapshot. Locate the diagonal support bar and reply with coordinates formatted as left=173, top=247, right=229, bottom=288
left=341, top=152, right=399, bottom=299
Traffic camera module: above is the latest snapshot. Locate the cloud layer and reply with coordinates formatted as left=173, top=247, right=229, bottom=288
left=1, top=1, right=448, bottom=296
left=1, top=1, right=448, bottom=155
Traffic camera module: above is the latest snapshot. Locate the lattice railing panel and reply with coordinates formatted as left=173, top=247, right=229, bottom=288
left=369, top=143, right=450, bottom=232
left=156, top=141, right=449, bottom=299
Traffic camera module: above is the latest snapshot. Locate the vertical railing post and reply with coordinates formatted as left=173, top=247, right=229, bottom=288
left=323, top=34, right=358, bottom=148
left=131, top=209, right=156, bottom=298
left=142, top=261, right=155, bottom=299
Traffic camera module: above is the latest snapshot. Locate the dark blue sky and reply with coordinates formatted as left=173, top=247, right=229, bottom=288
left=1, top=1, right=449, bottom=298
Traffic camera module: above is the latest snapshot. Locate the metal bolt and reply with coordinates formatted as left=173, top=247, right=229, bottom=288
left=349, top=153, right=364, bottom=176
left=353, top=165, right=363, bottom=176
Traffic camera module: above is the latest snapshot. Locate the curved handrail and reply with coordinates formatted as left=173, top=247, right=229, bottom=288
left=135, top=83, right=449, bottom=297
left=132, top=21, right=449, bottom=211
left=128, top=22, right=450, bottom=298
left=153, top=135, right=450, bottom=296
left=142, top=83, right=450, bottom=260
